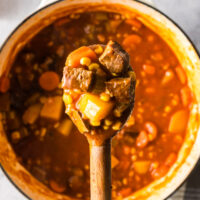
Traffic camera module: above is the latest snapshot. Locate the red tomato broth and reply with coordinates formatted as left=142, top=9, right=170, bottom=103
left=1, top=12, right=191, bottom=199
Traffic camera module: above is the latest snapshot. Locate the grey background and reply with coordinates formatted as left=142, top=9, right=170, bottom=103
left=0, top=0, right=200, bottom=199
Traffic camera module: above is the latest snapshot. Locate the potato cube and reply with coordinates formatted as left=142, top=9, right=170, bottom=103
left=56, top=118, right=73, bottom=136
left=134, top=161, right=150, bottom=174
left=77, top=94, right=114, bottom=122
left=40, top=96, right=63, bottom=121
left=168, top=110, right=189, bottom=133
left=111, top=155, right=119, bottom=169
left=23, top=104, right=42, bottom=124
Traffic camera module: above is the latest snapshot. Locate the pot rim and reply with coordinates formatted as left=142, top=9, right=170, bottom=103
left=0, top=0, right=199, bottom=200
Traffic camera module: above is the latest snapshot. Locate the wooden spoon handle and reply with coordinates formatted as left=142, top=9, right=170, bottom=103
left=90, top=139, right=111, bottom=200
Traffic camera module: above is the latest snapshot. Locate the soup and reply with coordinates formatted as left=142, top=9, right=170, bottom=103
left=0, top=11, right=192, bottom=199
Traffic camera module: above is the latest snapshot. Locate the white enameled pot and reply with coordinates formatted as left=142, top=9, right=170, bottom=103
left=0, top=0, right=200, bottom=200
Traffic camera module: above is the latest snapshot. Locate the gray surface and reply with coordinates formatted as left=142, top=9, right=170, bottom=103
left=0, top=0, right=200, bottom=199
left=154, top=0, right=200, bottom=52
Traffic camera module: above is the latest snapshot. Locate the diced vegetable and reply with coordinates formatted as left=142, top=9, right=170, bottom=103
left=39, top=71, right=60, bottom=91
left=122, top=34, right=142, bottom=48
left=67, top=109, right=89, bottom=133
left=106, top=20, right=122, bottom=33
left=90, top=120, right=101, bottom=127
left=168, top=110, right=189, bottom=133
left=23, top=104, right=42, bottom=124
left=63, top=94, right=73, bottom=105
left=65, top=46, right=97, bottom=68
left=181, top=86, right=192, bottom=106
left=77, top=93, right=114, bottom=122
left=112, top=121, right=122, bottom=131
left=125, top=115, right=135, bottom=127
left=56, top=118, right=73, bottom=136
left=175, top=66, right=187, bottom=84
left=100, top=92, right=110, bottom=102
left=134, top=161, right=150, bottom=174
left=25, top=93, right=40, bottom=106
left=40, top=96, right=63, bottom=121
left=111, top=155, right=119, bottom=168
left=80, top=57, right=91, bottom=66
left=11, top=131, right=21, bottom=143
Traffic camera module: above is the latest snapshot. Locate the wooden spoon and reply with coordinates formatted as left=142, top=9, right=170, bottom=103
left=62, top=41, right=135, bottom=200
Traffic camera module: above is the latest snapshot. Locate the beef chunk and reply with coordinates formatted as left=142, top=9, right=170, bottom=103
left=99, top=41, right=129, bottom=75
left=106, top=77, right=134, bottom=103
left=62, top=67, right=94, bottom=91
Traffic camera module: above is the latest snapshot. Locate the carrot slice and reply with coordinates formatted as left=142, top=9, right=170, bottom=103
left=122, top=34, right=142, bottom=48
left=39, top=71, right=60, bottom=91
left=65, top=46, right=97, bottom=68
left=0, top=76, right=10, bottom=93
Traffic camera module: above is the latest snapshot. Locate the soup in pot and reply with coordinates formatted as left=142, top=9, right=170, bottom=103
left=0, top=12, right=192, bottom=199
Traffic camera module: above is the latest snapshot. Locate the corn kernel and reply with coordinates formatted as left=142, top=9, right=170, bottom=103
left=76, top=193, right=83, bottom=198
left=103, top=125, right=109, bottom=130
left=63, top=94, right=73, bottom=104
left=84, top=164, right=89, bottom=170
left=112, top=121, right=122, bottom=131
left=112, top=73, right=118, bottom=77
left=126, top=115, right=135, bottom=127
left=91, top=130, right=96, bottom=135
left=131, top=155, right=137, bottom=161
left=122, top=178, right=128, bottom=185
left=129, top=171, right=134, bottom=177
left=131, top=147, right=136, bottom=154
left=113, top=109, right=122, bottom=117
left=70, top=13, right=80, bottom=19
left=94, top=45, right=103, bottom=54
left=40, top=128, right=47, bottom=138
left=90, top=120, right=101, bottom=127
left=100, top=92, right=110, bottom=102
left=80, top=57, right=91, bottom=66
left=104, top=119, right=113, bottom=126
left=128, top=71, right=136, bottom=80
left=11, top=131, right=21, bottom=142
left=88, top=63, right=100, bottom=71
left=164, top=106, right=171, bottom=112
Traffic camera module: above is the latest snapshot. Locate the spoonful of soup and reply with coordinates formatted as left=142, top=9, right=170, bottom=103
left=62, top=40, right=136, bottom=200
